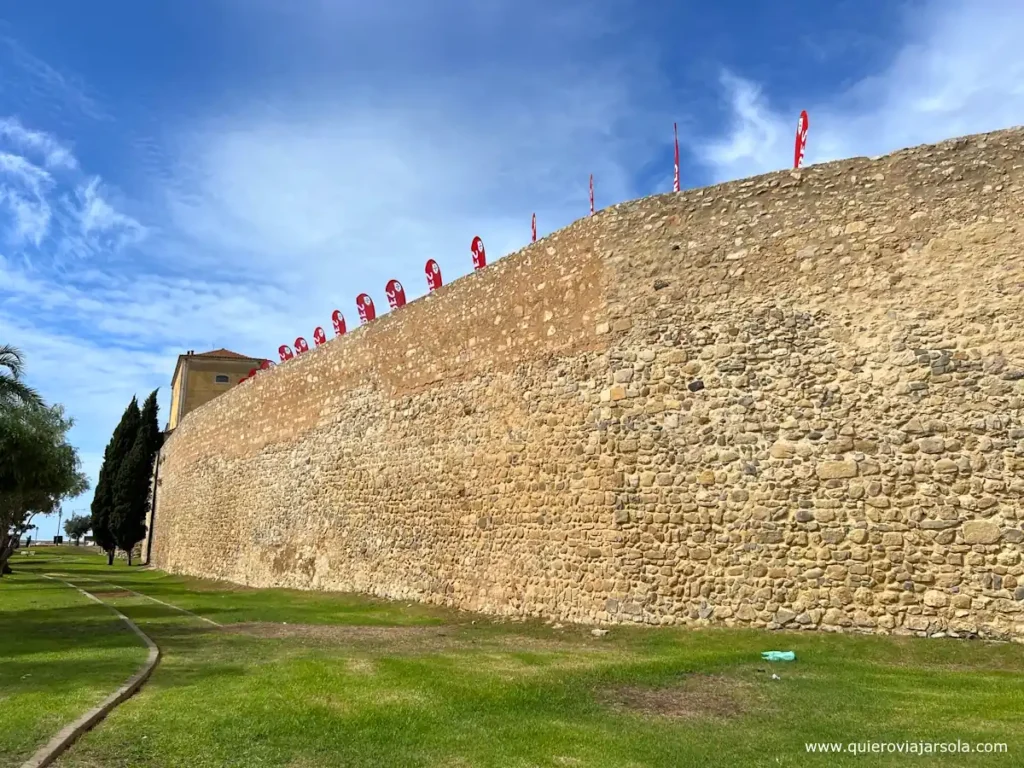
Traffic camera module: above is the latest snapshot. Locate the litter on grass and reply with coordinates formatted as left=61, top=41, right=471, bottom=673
left=761, top=651, right=796, bottom=662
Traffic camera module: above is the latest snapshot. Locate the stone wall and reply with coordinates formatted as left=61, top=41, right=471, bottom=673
left=150, top=126, right=1024, bottom=640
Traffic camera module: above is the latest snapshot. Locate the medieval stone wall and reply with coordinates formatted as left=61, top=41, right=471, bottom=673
left=150, top=126, right=1024, bottom=640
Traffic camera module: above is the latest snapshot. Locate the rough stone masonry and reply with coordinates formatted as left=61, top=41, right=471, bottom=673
left=149, top=126, right=1024, bottom=641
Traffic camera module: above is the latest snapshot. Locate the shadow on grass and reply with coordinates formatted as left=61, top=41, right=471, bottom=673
left=1, top=640, right=252, bottom=698
left=0, top=603, right=232, bottom=655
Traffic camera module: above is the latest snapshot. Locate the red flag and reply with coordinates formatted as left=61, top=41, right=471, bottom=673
left=294, top=337, right=310, bottom=354
left=385, top=279, right=407, bottom=309
left=673, top=122, right=680, bottom=192
left=589, top=174, right=594, bottom=215
left=312, top=327, right=327, bottom=346
left=356, top=293, right=376, bottom=323
left=425, top=259, right=442, bottom=291
left=471, top=236, right=486, bottom=270
left=794, top=110, right=809, bottom=169
left=531, top=213, right=537, bottom=243
left=278, top=344, right=294, bottom=362
left=331, top=309, right=347, bottom=336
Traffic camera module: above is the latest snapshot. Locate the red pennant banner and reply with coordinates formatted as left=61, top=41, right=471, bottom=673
left=357, top=293, right=376, bottom=323
left=331, top=309, right=347, bottom=336
left=471, top=236, right=486, bottom=270
left=589, top=174, right=594, bottom=215
left=385, top=279, right=407, bottom=309
left=531, top=213, right=537, bottom=243
left=425, top=259, right=442, bottom=292
left=794, top=110, right=809, bottom=169
left=312, top=326, right=327, bottom=346
left=278, top=344, right=294, bottom=362
left=294, top=337, right=310, bottom=354
left=673, top=122, right=680, bottom=192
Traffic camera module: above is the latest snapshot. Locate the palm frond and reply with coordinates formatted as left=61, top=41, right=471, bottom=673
left=0, top=372, right=44, bottom=408
left=0, top=344, right=26, bottom=378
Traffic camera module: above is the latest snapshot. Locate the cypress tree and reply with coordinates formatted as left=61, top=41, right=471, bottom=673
left=111, top=433, right=147, bottom=564
left=139, top=389, right=164, bottom=459
left=91, top=397, right=139, bottom=565
left=110, top=390, right=161, bottom=565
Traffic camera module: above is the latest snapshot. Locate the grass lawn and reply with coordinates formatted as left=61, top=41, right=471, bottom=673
left=0, top=547, right=148, bottom=767
left=1, top=547, right=1022, bottom=767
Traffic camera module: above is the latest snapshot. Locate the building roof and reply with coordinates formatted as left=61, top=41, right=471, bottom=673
left=171, top=348, right=269, bottom=387
left=194, top=348, right=255, bottom=360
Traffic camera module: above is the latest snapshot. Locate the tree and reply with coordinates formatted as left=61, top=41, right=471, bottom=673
left=63, top=513, right=91, bottom=545
left=0, top=344, right=43, bottom=410
left=111, top=433, right=148, bottom=564
left=109, top=390, right=161, bottom=565
left=0, top=402, right=89, bottom=576
left=91, top=398, right=140, bottom=565
left=139, top=389, right=164, bottom=460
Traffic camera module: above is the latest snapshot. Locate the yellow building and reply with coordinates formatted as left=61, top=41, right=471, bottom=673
left=167, top=348, right=268, bottom=431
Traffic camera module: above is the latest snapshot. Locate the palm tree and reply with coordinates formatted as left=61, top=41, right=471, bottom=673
left=0, top=344, right=43, bottom=409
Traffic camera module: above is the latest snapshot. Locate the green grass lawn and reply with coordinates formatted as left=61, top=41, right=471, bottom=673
left=0, top=547, right=148, bottom=767
left=2, top=547, right=1022, bottom=767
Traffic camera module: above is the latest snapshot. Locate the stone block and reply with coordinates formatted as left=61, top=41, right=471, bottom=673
left=963, top=521, right=1001, bottom=545
left=817, top=461, right=858, bottom=479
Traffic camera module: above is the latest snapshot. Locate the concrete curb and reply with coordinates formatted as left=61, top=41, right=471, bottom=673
left=21, top=577, right=161, bottom=768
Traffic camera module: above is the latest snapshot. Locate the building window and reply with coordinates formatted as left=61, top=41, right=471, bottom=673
left=215, top=375, right=230, bottom=383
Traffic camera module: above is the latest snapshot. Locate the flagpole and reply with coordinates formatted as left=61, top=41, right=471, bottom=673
left=673, top=122, right=680, bottom=192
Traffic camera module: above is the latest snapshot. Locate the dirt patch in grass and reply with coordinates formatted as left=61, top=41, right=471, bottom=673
left=222, top=622, right=458, bottom=649
left=221, top=622, right=620, bottom=656
left=598, top=674, right=756, bottom=721
left=346, top=657, right=377, bottom=675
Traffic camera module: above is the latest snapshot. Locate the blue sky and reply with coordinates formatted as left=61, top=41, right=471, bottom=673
left=2, top=0, right=1022, bottom=539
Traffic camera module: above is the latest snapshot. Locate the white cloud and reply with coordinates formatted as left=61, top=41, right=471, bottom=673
left=0, top=32, right=109, bottom=123
left=0, top=150, right=53, bottom=245
left=0, top=151, right=53, bottom=192
left=75, top=177, right=147, bottom=251
left=0, top=188, right=50, bottom=246
left=0, top=315, right=174, bottom=521
left=0, top=117, right=146, bottom=260
left=0, top=116, right=78, bottom=170
left=695, top=0, right=1024, bottom=182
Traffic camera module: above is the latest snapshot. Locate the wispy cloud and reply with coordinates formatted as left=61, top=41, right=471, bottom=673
left=0, top=118, right=154, bottom=470
left=694, top=0, right=1024, bottom=182
left=0, top=116, right=77, bottom=169
left=0, top=187, right=50, bottom=246
left=0, top=149, right=53, bottom=245
left=0, top=116, right=145, bottom=262
left=0, top=29, right=109, bottom=123
left=74, top=177, right=147, bottom=249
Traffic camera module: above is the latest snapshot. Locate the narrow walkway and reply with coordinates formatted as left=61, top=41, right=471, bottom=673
left=20, top=577, right=161, bottom=768
left=97, top=582, right=222, bottom=627
left=48, top=572, right=222, bottom=627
